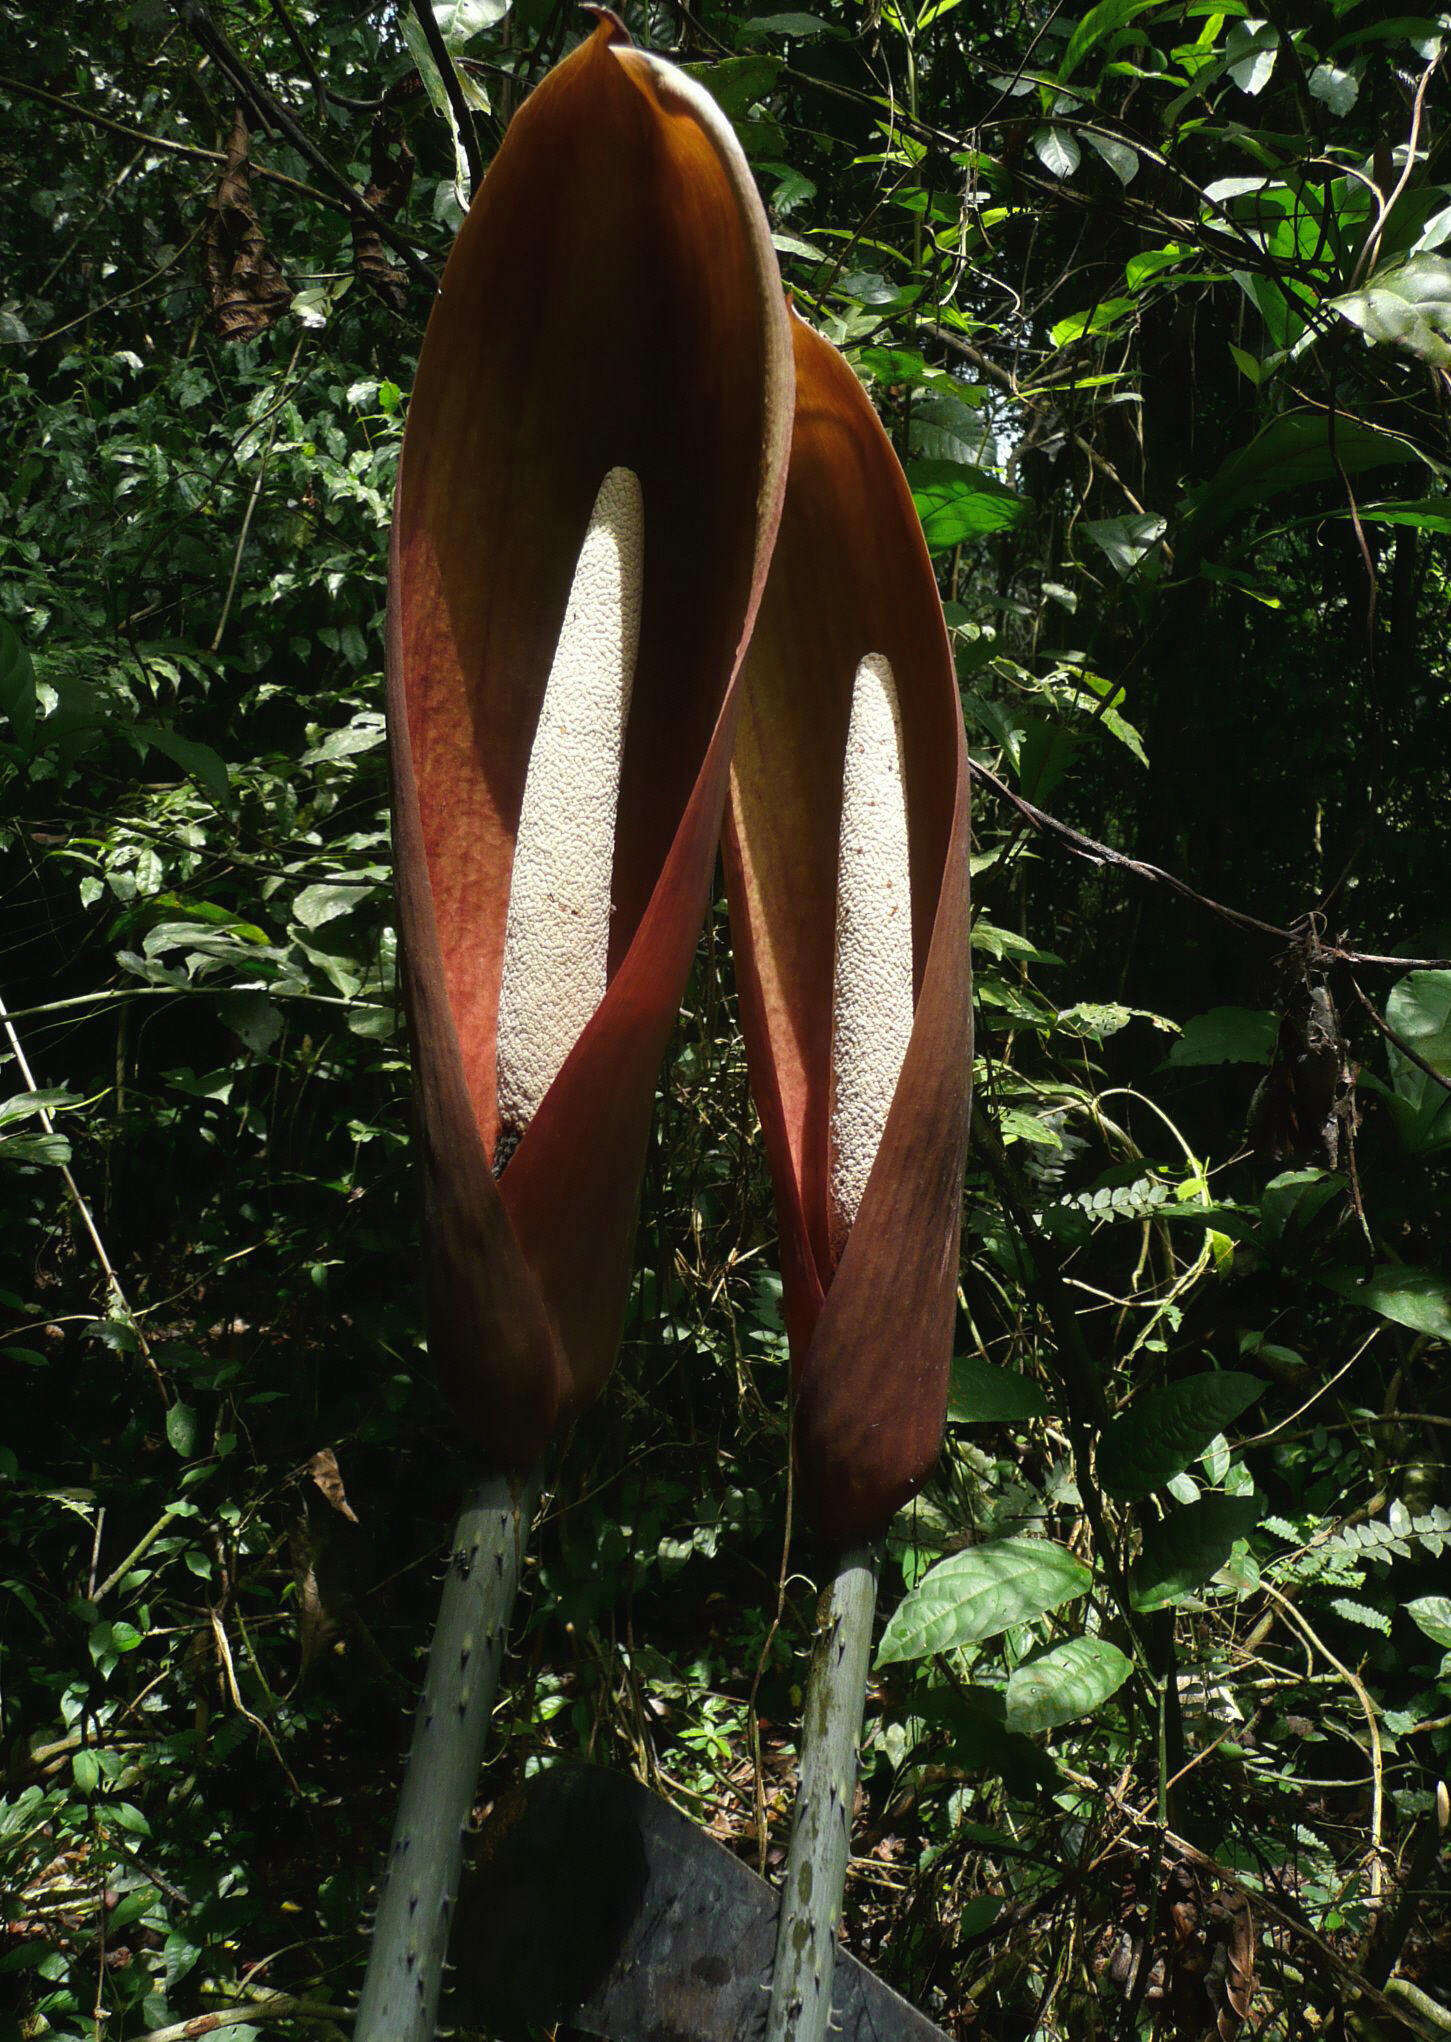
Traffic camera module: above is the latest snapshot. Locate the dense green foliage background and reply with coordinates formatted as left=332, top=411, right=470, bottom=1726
left=2, top=2, right=1449, bottom=2036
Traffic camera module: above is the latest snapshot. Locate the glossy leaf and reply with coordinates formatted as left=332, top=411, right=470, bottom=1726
left=947, top=1359, right=1050, bottom=1425
left=1322, top=1265, right=1451, bottom=1341
left=877, top=1538, right=1090, bottom=1664
left=1005, top=1637, right=1132, bottom=1733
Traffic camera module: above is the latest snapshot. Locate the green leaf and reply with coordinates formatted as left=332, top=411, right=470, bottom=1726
left=877, top=1538, right=1091, bottom=1665
left=947, top=1359, right=1050, bottom=1425
left=1259, top=1168, right=1343, bottom=1242
left=1226, top=18, right=1278, bottom=94
left=1131, top=1494, right=1263, bottom=1611
left=680, top=56, right=782, bottom=119
left=1098, top=1373, right=1263, bottom=1499
left=1382, top=971, right=1451, bottom=1151
left=739, top=12, right=848, bottom=39
left=432, top=0, right=510, bottom=43
left=0, top=1088, right=79, bottom=1128
left=1331, top=255, right=1451, bottom=367
left=1165, top=1007, right=1276, bottom=1068
left=1406, top=1595, right=1451, bottom=1651
left=1086, top=133, right=1139, bottom=185
left=1051, top=297, right=1136, bottom=348
left=71, top=1749, right=100, bottom=1794
left=1081, top=513, right=1165, bottom=575
left=1059, top=0, right=1166, bottom=81
left=1033, top=126, right=1081, bottom=179
left=1185, top=410, right=1426, bottom=544
left=165, top=1400, right=200, bottom=1458
left=1321, top=1265, right=1451, bottom=1341
left=1308, top=61, right=1359, bottom=115
left=133, top=725, right=232, bottom=811
left=218, top=991, right=284, bottom=1057
left=293, top=883, right=369, bottom=931
left=1005, top=1636, right=1132, bottom=1733
left=908, top=460, right=1027, bottom=546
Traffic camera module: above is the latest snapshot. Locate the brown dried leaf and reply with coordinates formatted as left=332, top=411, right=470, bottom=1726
left=202, top=107, right=291, bottom=343
left=351, top=99, right=415, bottom=312
left=308, top=1445, right=359, bottom=1522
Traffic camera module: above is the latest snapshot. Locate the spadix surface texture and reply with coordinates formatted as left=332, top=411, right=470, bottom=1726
left=388, top=16, right=792, bottom=1466
left=495, top=465, right=644, bottom=1148
left=829, top=654, right=914, bottom=1256
left=726, top=309, right=972, bottom=1548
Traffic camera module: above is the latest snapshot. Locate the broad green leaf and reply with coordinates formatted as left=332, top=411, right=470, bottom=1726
left=909, top=392, right=993, bottom=467
left=1005, top=1636, right=1132, bottom=1732
left=293, top=883, right=369, bottom=931
left=1131, top=1494, right=1263, bottom=1610
left=681, top=56, right=782, bottom=119
left=72, top=1748, right=100, bottom=1794
left=1322, top=1265, right=1451, bottom=1341
left=1349, top=497, right=1451, bottom=532
left=1165, top=1007, right=1276, bottom=1067
left=1226, top=18, right=1278, bottom=95
left=877, top=1538, right=1092, bottom=1665
left=1081, top=513, right=1165, bottom=575
left=1086, top=134, right=1139, bottom=184
left=1308, top=61, right=1359, bottom=114
left=739, top=12, right=849, bottom=39
left=1098, top=1373, right=1262, bottom=1498
left=1033, top=127, right=1081, bottom=179
left=1406, top=1596, right=1451, bottom=1651
left=166, top=1400, right=200, bottom=1458
left=433, top=0, right=510, bottom=41
left=1185, top=411, right=1425, bottom=542
left=947, top=1359, right=1050, bottom=1424
left=4, top=1132, right=72, bottom=1166
left=133, top=725, right=232, bottom=811
left=0, top=1088, right=78, bottom=1127
left=1051, top=297, right=1136, bottom=347
left=1331, top=255, right=1451, bottom=368
left=1382, top=971, right=1451, bottom=1151
left=1059, top=0, right=1166, bottom=80
left=1259, top=1169, right=1343, bottom=1242
left=907, top=460, right=1027, bottom=546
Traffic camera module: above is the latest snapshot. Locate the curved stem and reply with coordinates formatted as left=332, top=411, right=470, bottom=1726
left=766, top=1541, right=882, bottom=2042
left=355, top=1465, right=541, bottom=2042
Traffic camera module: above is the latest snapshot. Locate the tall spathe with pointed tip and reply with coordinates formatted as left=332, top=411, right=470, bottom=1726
left=389, top=11, right=794, bottom=1467
left=725, top=306, right=972, bottom=1551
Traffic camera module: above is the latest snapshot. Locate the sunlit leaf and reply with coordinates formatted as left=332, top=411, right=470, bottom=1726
left=877, top=1539, right=1091, bottom=1664
left=1005, top=1636, right=1132, bottom=1732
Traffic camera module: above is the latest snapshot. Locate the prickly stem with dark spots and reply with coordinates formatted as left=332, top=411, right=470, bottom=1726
left=355, top=1467, right=542, bottom=2042
left=765, top=1543, right=882, bottom=2042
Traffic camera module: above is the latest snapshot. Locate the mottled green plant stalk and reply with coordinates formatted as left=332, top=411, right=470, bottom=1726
left=355, top=1470, right=540, bottom=2042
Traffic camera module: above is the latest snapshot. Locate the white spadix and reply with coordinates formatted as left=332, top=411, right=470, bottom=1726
left=828, top=652, right=914, bottom=1255
left=495, top=464, right=645, bottom=1151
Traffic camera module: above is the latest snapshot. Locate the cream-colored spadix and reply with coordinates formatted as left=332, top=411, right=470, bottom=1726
left=495, top=465, right=644, bottom=1152
left=828, top=653, right=914, bottom=1255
